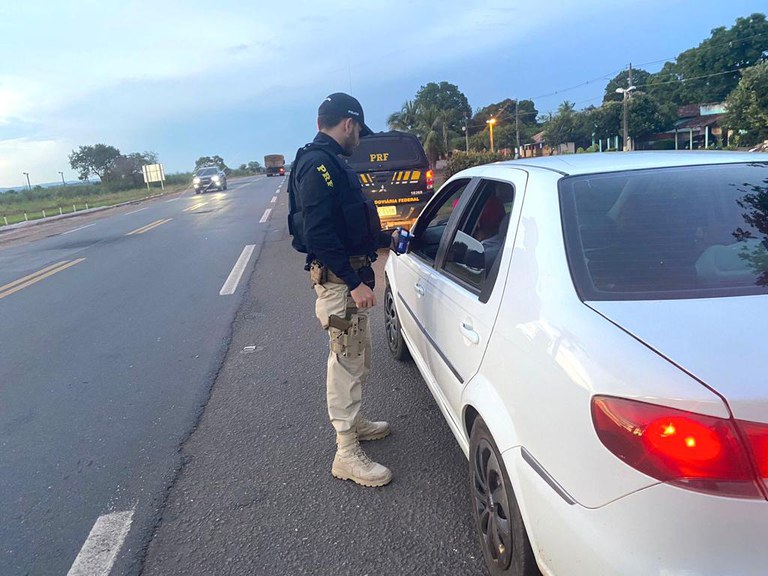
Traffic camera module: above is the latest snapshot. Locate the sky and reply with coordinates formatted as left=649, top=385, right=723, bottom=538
left=0, top=0, right=766, bottom=188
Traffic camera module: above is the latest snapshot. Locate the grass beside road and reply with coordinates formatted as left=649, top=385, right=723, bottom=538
left=0, top=183, right=189, bottom=226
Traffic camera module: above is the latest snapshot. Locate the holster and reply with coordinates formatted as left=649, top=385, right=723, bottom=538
left=309, top=261, right=328, bottom=286
left=329, top=306, right=366, bottom=358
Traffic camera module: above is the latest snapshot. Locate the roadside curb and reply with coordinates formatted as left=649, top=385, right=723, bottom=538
left=0, top=188, right=191, bottom=234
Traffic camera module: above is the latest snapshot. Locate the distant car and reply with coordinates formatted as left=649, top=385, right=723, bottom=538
left=345, top=130, right=434, bottom=230
left=384, top=152, right=768, bottom=576
left=193, top=166, right=227, bottom=193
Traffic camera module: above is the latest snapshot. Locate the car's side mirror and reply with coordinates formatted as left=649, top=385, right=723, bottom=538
left=390, top=228, right=413, bottom=255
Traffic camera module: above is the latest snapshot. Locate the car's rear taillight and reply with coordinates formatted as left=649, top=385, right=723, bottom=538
left=426, top=169, right=434, bottom=190
left=737, top=420, right=768, bottom=491
left=592, top=396, right=764, bottom=499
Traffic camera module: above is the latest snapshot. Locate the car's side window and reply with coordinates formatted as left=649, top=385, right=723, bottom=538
left=410, top=179, right=471, bottom=263
left=442, top=179, right=515, bottom=292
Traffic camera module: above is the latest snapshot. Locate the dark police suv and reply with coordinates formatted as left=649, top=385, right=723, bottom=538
left=344, top=131, right=434, bottom=230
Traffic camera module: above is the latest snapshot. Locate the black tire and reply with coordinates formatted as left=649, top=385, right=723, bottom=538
left=195, top=190, right=201, bottom=194
left=469, top=418, right=540, bottom=576
left=384, top=284, right=410, bottom=361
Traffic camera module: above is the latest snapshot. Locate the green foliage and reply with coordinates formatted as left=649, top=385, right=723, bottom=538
left=543, top=101, right=579, bottom=148
left=195, top=155, right=229, bottom=173
left=604, top=69, right=653, bottom=103
left=444, top=151, right=506, bottom=179
left=648, top=13, right=768, bottom=105
left=726, top=60, right=768, bottom=146
left=470, top=99, right=539, bottom=150
left=69, top=144, right=121, bottom=181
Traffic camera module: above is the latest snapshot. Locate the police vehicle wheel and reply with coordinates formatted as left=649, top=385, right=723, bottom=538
left=384, top=284, right=410, bottom=361
left=469, top=418, right=540, bottom=576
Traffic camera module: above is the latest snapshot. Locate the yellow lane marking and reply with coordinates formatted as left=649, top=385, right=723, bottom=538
left=184, top=203, right=207, bottom=212
left=126, top=218, right=172, bottom=236
left=0, top=258, right=86, bottom=300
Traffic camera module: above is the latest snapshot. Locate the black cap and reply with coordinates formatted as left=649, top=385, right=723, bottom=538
left=318, top=92, right=373, bottom=138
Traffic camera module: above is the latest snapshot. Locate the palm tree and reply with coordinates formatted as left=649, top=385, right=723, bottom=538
left=416, top=106, right=447, bottom=168
left=387, top=100, right=419, bottom=133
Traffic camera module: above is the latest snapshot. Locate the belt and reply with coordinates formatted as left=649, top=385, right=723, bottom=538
left=325, top=256, right=371, bottom=285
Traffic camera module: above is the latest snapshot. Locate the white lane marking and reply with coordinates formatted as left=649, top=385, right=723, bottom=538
left=62, top=223, right=95, bottom=235
left=259, top=208, right=272, bottom=224
left=125, top=207, right=148, bottom=215
left=270, top=196, right=277, bottom=203
left=164, top=198, right=179, bottom=203
left=67, top=509, right=134, bottom=576
left=275, top=188, right=281, bottom=194
left=220, top=245, right=256, bottom=295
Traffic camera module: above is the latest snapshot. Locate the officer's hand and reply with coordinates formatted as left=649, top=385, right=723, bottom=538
left=350, top=283, right=376, bottom=309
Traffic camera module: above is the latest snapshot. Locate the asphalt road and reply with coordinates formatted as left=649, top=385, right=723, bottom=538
left=0, top=176, right=283, bottom=575
left=0, top=176, right=488, bottom=576
left=140, top=192, right=487, bottom=576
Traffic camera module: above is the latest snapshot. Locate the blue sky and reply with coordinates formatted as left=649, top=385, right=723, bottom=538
left=0, top=0, right=765, bottom=188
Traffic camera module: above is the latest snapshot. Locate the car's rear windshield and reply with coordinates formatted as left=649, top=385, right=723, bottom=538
left=559, top=162, right=768, bottom=301
left=345, top=135, right=427, bottom=171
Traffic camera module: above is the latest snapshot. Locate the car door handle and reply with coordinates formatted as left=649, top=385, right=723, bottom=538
left=460, top=322, right=480, bottom=345
left=415, top=282, right=425, bottom=297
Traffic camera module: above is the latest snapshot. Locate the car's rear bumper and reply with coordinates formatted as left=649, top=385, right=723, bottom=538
left=507, top=447, right=768, bottom=576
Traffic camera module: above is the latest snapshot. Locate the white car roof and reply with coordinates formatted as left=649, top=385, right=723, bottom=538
left=463, top=151, right=768, bottom=178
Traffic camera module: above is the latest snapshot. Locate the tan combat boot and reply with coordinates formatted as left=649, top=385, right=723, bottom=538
left=332, top=432, right=392, bottom=487
left=356, top=415, right=390, bottom=441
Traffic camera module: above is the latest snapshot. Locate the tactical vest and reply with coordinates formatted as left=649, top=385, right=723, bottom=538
left=287, top=142, right=381, bottom=256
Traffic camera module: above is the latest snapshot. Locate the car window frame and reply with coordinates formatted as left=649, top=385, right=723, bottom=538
left=408, top=177, right=478, bottom=265
left=433, top=178, right=516, bottom=302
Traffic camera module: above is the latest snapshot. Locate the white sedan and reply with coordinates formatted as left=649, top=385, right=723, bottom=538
left=383, top=152, right=768, bottom=576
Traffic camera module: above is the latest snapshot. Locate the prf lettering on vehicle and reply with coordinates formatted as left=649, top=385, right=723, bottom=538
left=316, top=165, right=333, bottom=188
left=369, top=153, right=389, bottom=162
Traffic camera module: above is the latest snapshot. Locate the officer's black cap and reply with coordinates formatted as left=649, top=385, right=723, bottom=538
left=318, top=93, right=373, bottom=138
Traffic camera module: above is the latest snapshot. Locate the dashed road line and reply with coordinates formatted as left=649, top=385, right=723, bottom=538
left=259, top=209, right=272, bottom=223
left=62, top=223, right=95, bottom=235
left=0, top=258, right=87, bottom=300
left=183, top=202, right=207, bottom=212
left=126, top=218, right=172, bottom=236
left=124, top=207, right=148, bottom=215
left=67, top=509, right=134, bottom=576
left=270, top=196, right=277, bottom=203
left=220, top=245, right=256, bottom=295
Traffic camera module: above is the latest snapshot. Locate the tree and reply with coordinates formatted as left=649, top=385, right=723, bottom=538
left=471, top=99, right=540, bottom=150
left=387, top=100, right=420, bottom=132
left=726, top=60, right=768, bottom=146
left=415, top=106, right=450, bottom=167
left=603, top=68, right=652, bottom=103
left=648, top=13, right=768, bottom=106
left=247, top=161, right=262, bottom=173
left=413, top=81, right=471, bottom=139
left=543, top=101, right=579, bottom=150
left=69, top=144, right=121, bottom=181
left=107, top=151, right=159, bottom=187
left=195, top=155, right=229, bottom=173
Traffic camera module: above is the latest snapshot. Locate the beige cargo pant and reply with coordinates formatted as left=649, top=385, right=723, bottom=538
left=314, top=282, right=372, bottom=434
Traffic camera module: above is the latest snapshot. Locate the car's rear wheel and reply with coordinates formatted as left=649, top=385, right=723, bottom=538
left=384, top=284, right=410, bottom=361
left=469, top=418, right=540, bottom=576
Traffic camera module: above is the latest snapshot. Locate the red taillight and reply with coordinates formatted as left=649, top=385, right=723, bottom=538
left=738, top=420, right=768, bottom=485
left=592, top=396, right=764, bottom=499
left=426, top=169, right=434, bottom=190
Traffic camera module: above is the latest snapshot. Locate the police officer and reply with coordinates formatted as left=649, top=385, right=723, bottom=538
left=288, top=93, right=392, bottom=487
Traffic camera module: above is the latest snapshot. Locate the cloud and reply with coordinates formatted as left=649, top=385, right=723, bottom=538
left=0, top=138, right=75, bottom=188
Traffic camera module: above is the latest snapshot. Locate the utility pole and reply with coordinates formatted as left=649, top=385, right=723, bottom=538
left=515, top=100, right=520, bottom=159
left=23, top=172, right=31, bottom=190
left=616, top=63, right=636, bottom=152
left=58, top=171, right=66, bottom=186
left=464, top=115, right=469, bottom=152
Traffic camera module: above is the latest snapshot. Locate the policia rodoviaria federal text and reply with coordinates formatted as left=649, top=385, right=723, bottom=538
left=288, top=93, right=393, bottom=487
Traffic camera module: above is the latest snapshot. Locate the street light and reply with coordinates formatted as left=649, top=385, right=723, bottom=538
left=486, top=117, right=497, bottom=153
left=58, top=171, right=66, bottom=186
left=22, top=172, right=31, bottom=190
left=615, top=86, right=636, bottom=151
